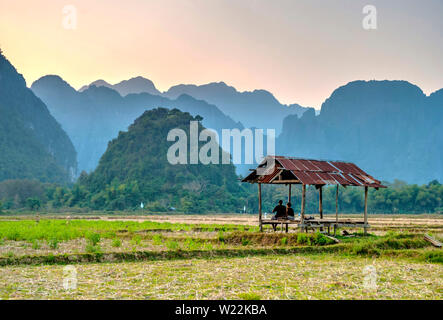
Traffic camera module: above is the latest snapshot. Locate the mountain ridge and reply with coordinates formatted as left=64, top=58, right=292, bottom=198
left=0, top=55, right=77, bottom=183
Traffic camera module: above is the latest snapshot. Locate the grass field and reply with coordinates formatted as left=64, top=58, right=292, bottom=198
left=0, top=214, right=442, bottom=300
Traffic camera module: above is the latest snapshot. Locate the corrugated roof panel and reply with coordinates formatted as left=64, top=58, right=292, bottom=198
left=311, top=160, right=338, bottom=172
left=299, top=159, right=322, bottom=171
left=328, top=173, right=347, bottom=185
left=341, top=173, right=363, bottom=186
left=317, top=172, right=339, bottom=185
left=347, top=162, right=368, bottom=175
left=260, top=168, right=281, bottom=183
left=291, top=159, right=312, bottom=171
left=242, top=156, right=386, bottom=188
left=331, top=161, right=362, bottom=175
left=292, top=171, right=320, bottom=185
left=278, top=158, right=300, bottom=171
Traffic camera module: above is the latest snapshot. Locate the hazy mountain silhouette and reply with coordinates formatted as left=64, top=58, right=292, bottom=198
left=277, top=80, right=443, bottom=184
left=163, top=81, right=310, bottom=133
left=79, top=76, right=161, bottom=96
left=81, top=78, right=310, bottom=132
left=79, top=108, right=245, bottom=212
left=0, top=54, right=77, bottom=183
left=32, top=76, right=244, bottom=174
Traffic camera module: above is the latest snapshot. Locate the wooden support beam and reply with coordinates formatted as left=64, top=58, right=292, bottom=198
left=319, top=186, right=323, bottom=219
left=424, top=234, right=442, bottom=247
left=324, top=234, right=340, bottom=244
left=335, top=185, right=339, bottom=223
left=364, top=186, right=368, bottom=235
left=258, top=183, right=263, bottom=232
left=288, top=184, right=292, bottom=203
left=300, top=184, right=306, bottom=231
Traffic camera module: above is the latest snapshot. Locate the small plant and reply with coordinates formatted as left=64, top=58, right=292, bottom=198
left=297, top=233, right=308, bottom=244
left=152, top=234, right=163, bottom=245
left=313, top=233, right=328, bottom=245
left=280, top=237, right=288, bottom=246
left=31, top=239, right=41, bottom=250
left=184, top=238, right=200, bottom=250
left=218, top=231, right=225, bottom=243
left=203, top=241, right=214, bottom=251
left=131, top=235, right=142, bottom=246
left=111, top=238, right=122, bottom=248
left=241, top=238, right=250, bottom=246
left=85, top=244, right=101, bottom=254
left=48, top=238, right=59, bottom=249
left=87, top=233, right=101, bottom=246
left=166, top=240, right=179, bottom=250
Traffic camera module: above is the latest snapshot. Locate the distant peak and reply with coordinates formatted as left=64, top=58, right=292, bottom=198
left=90, top=79, right=112, bottom=86
left=31, top=75, right=76, bottom=91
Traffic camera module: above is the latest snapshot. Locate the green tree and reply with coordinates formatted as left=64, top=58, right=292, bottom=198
left=26, top=197, right=41, bottom=211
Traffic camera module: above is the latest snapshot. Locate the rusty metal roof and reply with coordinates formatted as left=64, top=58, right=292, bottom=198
left=242, top=156, right=386, bottom=188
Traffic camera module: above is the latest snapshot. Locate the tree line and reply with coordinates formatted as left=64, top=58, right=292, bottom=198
left=0, top=178, right=441, bottom=214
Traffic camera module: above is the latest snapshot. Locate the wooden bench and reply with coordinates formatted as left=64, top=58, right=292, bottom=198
left=261, top=218, right=369, bottom=234
left=261, top=218, right=300, bottom=232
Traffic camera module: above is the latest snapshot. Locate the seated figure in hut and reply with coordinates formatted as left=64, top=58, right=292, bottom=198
left=271, top=200, right=286, bottom=231
left=286, top=202, right=295, bottom=220
left=272, top=200, right=286, bottom=219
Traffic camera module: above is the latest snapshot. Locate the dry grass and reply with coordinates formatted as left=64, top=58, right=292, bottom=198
left=0, top=255, right=441, bottom=300
left=0, top=216, right=441, bottom=300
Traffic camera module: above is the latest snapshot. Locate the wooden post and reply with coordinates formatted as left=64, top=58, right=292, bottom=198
left=335, top=185, right=339, bottom=223
left=300, top=184, right=306, bottom=231
left=258, top=183, right=263, bottom=232
left=364, top=186, right=368, bottom=235
left=288, top=184, right=292, bottom=203
left=319, top=186, right=323, bottom=220
left=319, top=185, right=323, bottom=232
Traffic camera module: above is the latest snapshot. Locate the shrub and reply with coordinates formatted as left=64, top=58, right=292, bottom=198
left=166, top=240, right=179, bottom=250
left=297, top=233, right=308, bottom=245
left=184, top=238, right=200, bottom=250
left=280, top=237, right=288, bottom=246
left=87, top=233, right=101, bottom=246
left=111, top=238, right=122, bottom=248
left=218, top=231, right=225, bottom=243
left=313, top=233, right=328, bottom=245
left=131, top=235, right=142, bottom=246
left=48, top=238, right=59, bottom=249
left=152, top=234, right=163, bottom=245
left=424, top=251, right=443, bottom=264
left=86, top=244, right=101, bottom=254
left=241, top=238, right=250, bottom=246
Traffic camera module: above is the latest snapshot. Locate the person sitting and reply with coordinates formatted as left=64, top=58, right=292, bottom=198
left=286, top=202, right=295, bottom=220
left=271, top=200, right=286, bottom=231
left=272, top=200, right=286, bottom=219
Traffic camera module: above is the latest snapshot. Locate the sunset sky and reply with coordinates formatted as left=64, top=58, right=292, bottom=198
left=1, top=0, right=442, bottom=108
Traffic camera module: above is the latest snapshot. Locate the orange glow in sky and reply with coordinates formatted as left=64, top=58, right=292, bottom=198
left=1, top=0, right=442, bottom=108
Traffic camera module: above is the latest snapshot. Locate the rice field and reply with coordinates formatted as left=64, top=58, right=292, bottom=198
left=0, top=214, right=442, bottom=300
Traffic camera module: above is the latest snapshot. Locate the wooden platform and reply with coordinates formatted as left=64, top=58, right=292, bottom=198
left=261, top=218, right=370, bottom=233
